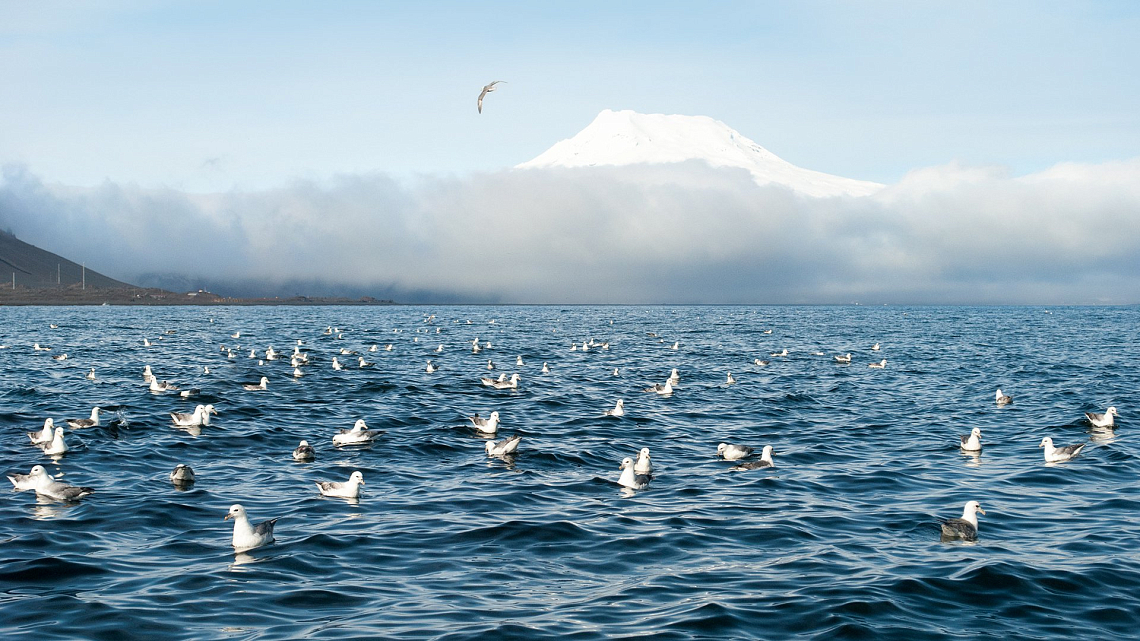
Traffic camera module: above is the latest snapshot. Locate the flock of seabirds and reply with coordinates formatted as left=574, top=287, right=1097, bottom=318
left=5, top=314, right=1123, bottom=552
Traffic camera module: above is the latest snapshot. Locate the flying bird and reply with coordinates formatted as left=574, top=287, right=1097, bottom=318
left=477, top=80, right=505, bottom=113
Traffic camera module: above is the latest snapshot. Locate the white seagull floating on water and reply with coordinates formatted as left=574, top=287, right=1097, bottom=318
left=469, top=411, right=501, bottom=434
left=485, top=434, right=521, bottom=457
left=37, top=426, right=69, bottom=456
left=604, top=399, right=625, bottom=417
left=634, top=447, right=652, bottom=475
left=960, top=427, right=982, bottom=452
left=731, top=446, right=776, bottom=470
left=1040, top=436, right=1085, bottom=463
left=995, top=389, right=1013, bottom=406
left=717, top=443, right=753, bottom=461
left=317, top=471, right=365, bottom=499
left=170, top=464, right=196, bottom=484
left=333, top=419, right=380, bottom=446
left=868, top=359, right=887, bottom=369
left=940, top=500, right=985, bottom=541
left=66, top=407, right=101, bottom=429
left=617, top=457, right=650, bottom=490
left=28, top=419, right=55, bottom=445
left=243, top=376, right=269, bottom=391
left=8, top=465, right=49, bottom=491
left=225, top=504, right=278, bottom=551
left=1085, top=406, right=1118, bottom=428
left=171, top=404, right=217, bottom=427
left=292, top=440, right=315, bottom=461
left=35, top=473, right=94, bottom=501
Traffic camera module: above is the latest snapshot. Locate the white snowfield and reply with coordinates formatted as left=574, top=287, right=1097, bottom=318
left=516, top=109, right=883, bottom=198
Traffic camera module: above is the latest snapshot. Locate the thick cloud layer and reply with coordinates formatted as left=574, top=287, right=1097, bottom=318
left=2, top=159, right=1138, bottom=304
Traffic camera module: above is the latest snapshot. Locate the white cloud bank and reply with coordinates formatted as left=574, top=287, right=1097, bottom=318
left=2, top=159, right=1139, bottom=304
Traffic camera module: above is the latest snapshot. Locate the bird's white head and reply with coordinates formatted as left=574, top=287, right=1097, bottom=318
left=225, top=504, right=246, bottom=521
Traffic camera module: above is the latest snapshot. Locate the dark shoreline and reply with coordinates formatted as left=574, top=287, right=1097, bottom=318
left=0, top=286, right=396, bottom=306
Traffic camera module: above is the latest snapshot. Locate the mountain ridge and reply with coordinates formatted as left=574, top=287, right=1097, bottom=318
left=517, top=109, right=883, bottom=198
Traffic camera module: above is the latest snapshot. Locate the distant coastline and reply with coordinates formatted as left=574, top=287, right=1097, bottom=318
left=0, top=285, right=396, bottom=306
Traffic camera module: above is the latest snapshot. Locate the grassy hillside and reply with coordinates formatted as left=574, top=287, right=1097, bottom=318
left=0, top=230, right=132, bottom=289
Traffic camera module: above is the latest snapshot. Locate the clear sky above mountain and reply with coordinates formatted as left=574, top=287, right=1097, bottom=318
left=1, top=1, right=1138, bottom=192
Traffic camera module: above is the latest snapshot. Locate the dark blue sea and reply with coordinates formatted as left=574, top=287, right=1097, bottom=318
left=2, top=305, right=1138, bottom=640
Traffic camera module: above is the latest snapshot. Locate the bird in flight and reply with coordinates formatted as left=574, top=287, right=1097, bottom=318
left=478, top=80, right=505, bottom=113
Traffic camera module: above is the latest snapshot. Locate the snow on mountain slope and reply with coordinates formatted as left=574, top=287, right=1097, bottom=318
left=516, top=109, right=883, bottom=198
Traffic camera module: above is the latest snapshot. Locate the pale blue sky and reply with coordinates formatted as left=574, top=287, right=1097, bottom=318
left=2, top=1, right=1138, bottom=191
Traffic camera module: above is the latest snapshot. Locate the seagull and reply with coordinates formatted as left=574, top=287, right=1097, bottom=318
left=753, top=359, right=769, bottom=366
left=668, top=369, right=680, bottom=384
left=477, top=80, right=505, bottom=113
left=634, top=447, right=652, bottom=475
left=333, top=419, right=379, bottom=446
left=469, top=411, right=501, bottom=434
left=726, top=372, right=736, bottom=385
left=170, top=464, right=196, bottom=485
left=293, top=367, right=304, bottom=378
left=868, top=359, right=887, bottom=369
left=332, top=357, right=344, bottom=371
left=604, top=399, right=625, bottom=417
left=960, top=427, right=982, bottom=452
left=292, top=440, right=315, bottom=461
left=38, top=426, right=69, bottom=456
left=1085, top=406, right=1118, bottom=428
left=872, top=343, right=881, bottom=351
left=28, top=418, right=55, bottom=444
left=426, top=360, right=437, bottom=373
left=66, top=407, right=101, bottom=429
left=358, top=357, right=373, bottom=368
left=730, top=445, right=776, bottom=470
left=33, top=343, right=51, bottom=351
left=86, top=368, right=96, bottom=380
left=52, top=353, right=68, bottom=361
left=995, top=389, right=1013, bottom=406
left=35, top=474, right=95, bottom=501
left=485, top=434, right=521, bottom=457
left=149, top=378, right=178, bottom=392
left=243, top=376, right=269, bottom=391
left=717, top=442, right=753, bottom=461
left=1040, top=436, right=1085, bottom=463
left=940, top=500, right=985, bottom=541
left=143, top=338, right=152, bottom=347
left=171, top=404, right=217, bottom=427
left=316, top=471, right=365, bottom=499
left=487, top=359, right=495, bottom=370
left=541, top=362, right=550, bottom=373
left=617, top=457, right=650, bottom=490
left=225, top=504, right=278, bottom=551
left=834, top=353, right=852, bottom=364
left=491, top=373, right=520, bottom=389
left=770, top=349, right=788, bottom=357
left=644, top=381, right=673, bottom=396
left=8, top=465, right=49, bottom=491
left=516, top=356, right=524, bottom=366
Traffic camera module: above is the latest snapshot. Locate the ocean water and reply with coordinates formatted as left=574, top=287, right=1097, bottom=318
left=1, top=305, right=1138, bottom=640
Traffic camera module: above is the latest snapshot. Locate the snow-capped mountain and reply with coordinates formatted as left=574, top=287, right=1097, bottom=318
left=516, top=109, right=882, bottom=198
